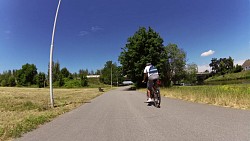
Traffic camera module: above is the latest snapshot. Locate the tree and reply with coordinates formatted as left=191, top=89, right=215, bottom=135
left=1, top=80, right=7, bottom=87
left=185, top=63, right=198, bottom=84
left=8, top=76, right=16, bottom=87
left=159, top=44, right=186, bottom=86
left=80, top=75, right=88, bottom=87
left=233, top=64, right=243, bottom=73
left=61, top=67, right=70, bottom=78
left=48, top=61, right=61, bottom=83
left=209, top=56, right=234, bottom=75
left=16, top=63, right=37, bottom=86
left=118, top=27, right=164, bottom=87
left=36, top=72, right=46, bottom=88
left=79, top=69, right=88, bottom=87
left=0, top=70, right=17, bottom=87
left=96, top=69, right=101, bottom=75
left=53, top=61, right=61, bottom=82
left=99, top=61, right=118, bottom=85
left=209, top=58, right=219, bottom=74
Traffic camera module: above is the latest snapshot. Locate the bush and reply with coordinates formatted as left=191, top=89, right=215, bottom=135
left=1, top=80, right=7, bottom=87
left=8, top=77, right=16, bottom=87
left=64, top=80, right=82, bottom=88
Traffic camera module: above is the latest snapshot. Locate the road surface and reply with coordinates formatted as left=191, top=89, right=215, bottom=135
left=16, top=86, right=250, bottom=141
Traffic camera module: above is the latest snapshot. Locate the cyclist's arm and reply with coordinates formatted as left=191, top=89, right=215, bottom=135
left=142, top=67, right=148, bottom=82
left=143, top=73, right=147, bottom=82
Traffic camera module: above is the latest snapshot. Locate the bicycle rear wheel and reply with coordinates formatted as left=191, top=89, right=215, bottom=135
left=154, top=89, right=161, bottom=108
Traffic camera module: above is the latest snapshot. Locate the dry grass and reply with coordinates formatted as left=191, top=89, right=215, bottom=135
left=0, top=87, right=107, bottom=141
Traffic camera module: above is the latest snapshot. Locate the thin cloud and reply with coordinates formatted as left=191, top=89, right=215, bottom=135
left=201, top=50, right=215, bottom=57
left=79, top=31, right=89, bottom=36
left=91, top=26, right=103, bottom=32
left=79, top=26, right=103, bottom=37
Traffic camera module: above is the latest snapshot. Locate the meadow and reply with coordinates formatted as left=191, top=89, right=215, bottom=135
left=0, top=87, right=108, bottom=141
left=160, top=84, right=250, bottom=110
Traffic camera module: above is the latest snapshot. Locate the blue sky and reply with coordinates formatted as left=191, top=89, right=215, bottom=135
left=0, top=0, right=249, bottom=73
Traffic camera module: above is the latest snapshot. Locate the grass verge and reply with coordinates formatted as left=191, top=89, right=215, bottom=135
left=159, top=84, right=250, bottom=110
left=205, top=71, right=250, bottom=84
left=0, top=87, right=108, bottom=141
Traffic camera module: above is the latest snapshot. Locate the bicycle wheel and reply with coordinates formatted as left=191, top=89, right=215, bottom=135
left=154, top=89, right=161, bottom=108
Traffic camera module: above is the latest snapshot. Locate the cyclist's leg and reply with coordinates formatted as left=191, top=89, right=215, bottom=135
left=146, top=81, right=150, bottom=100
left=148, top=80, right=154, bottom=98
left=146, top=82, right=149, bottom=100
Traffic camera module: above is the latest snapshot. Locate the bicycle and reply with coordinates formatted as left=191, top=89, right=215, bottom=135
left=144, top=79, right=161, bottom=108
left=150, top=79, right=161, bottom=108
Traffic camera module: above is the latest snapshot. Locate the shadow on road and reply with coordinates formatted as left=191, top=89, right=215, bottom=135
left=144, top=101, right=161, bottom=108
left=121, top=86, right=137, bottom=91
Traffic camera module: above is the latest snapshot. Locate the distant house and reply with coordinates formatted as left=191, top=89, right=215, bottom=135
left=87, top=75, right=100, bottom=78
left=242, top=59, right=250, bottom=71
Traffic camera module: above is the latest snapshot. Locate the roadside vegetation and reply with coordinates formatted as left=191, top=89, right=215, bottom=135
left=204, top=70, right=250, bottom=85
left=0, top=87, right=110, bottom=141
left=161, top=84, right=250, bottom=110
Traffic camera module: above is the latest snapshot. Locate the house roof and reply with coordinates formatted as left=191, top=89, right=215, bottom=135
left=242, top=59, right=250, bottom=67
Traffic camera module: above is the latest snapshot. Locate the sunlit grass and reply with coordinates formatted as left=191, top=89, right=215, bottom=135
left=160, top=84, right=250, bottom=109
left=0, top=87, right=108, bottom=141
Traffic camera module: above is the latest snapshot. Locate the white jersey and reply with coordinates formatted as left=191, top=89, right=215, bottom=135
left=144, top=65, right=151, bottom=76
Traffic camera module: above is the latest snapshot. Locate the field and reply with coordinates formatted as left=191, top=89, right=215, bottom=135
left=1, top=84, right=250, bottom=140
left=160, top=84, right=250, bottom=110
left=0, top=87, right=108, bottom=141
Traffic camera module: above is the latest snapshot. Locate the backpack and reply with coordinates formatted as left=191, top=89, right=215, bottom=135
left=149, top=65, right=158, bottom=75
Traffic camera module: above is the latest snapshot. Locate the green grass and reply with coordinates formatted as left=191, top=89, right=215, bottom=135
left=0, top=87, right=109, bottom=141
left=205, top=70, right=250, bottom=84
left=160, top=84, right=250, bottom=109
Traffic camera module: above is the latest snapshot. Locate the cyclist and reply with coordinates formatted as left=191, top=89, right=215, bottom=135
left=142, top=63, right=159, bottom=102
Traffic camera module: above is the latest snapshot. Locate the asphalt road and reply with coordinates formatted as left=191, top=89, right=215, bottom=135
left=16, top=86, right=250, bottom=141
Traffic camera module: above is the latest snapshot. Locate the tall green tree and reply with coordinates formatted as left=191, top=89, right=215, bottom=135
left=16, top=63, right=37, bottom=86
left=185, top=63, right=198, bottom=84
left=61, top=67, right=71, bottom=78
left=119, top=27, right=164, bottom=86
left=79, top=69, right=88, bottom=87
left=36, top=72, right=46, bottom=88
left=159, top=44, right=186, bottom=86
left=100, top=61, right=118, bottom=85
left=48, top=61, right=61, bottom=83
left=209, top=58, right=219, bottom=74
left=53, top=61, right=61, bottom=82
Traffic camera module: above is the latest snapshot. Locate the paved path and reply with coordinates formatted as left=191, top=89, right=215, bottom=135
left=16, top=86, right=250, bottom=141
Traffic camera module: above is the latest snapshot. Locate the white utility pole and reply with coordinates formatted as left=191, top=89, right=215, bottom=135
left=49, top=0, right=62, bottom=108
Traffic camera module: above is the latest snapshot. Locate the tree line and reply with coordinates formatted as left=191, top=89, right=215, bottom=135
left=209, top=57, right=243, bottom=75
left=0, top=61, right=101, bottom=88
left=0, top=60, right=125, bottom=88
